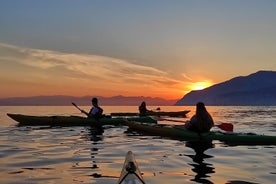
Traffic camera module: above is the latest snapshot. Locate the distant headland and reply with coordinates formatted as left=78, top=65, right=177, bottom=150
left=176, top=70, right=276, bottom=106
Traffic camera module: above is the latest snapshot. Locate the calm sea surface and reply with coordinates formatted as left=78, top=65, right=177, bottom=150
left=0, top=106, right=275, bottom=184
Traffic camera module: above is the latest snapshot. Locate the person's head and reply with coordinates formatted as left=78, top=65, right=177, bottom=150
left=196, top=102, right=206, bottom=114
left=92, top=98, right=98, bottom=106
left=141, top=101, right=146, bottom=107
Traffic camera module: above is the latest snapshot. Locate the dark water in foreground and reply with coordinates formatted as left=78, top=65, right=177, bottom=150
left=0, top=106, right=275, bottom=184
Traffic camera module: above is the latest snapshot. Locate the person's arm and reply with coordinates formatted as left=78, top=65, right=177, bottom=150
left=208, top=113, right=214, bottom=127
left=81, top=109, right=89, bottom=117
left=185, top=115, right=196, bottom=128
left=190, top=115, right=197, bottom=123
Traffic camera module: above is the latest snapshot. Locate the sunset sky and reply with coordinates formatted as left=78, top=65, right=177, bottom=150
left=0, top=0, right=276, bottom=100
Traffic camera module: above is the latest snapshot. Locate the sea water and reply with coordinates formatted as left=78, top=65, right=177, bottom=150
left=0, top=106, right=275, bottom=184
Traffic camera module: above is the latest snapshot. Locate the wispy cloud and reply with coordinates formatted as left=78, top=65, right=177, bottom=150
left=181, top=73, right=193, bottom=81
left=0, top=43, right=185, bottom=98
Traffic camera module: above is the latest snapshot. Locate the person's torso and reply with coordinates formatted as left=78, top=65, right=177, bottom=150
left=89, top=107, right=103, bottom=116
left=190, top=113, right=213, bottom=132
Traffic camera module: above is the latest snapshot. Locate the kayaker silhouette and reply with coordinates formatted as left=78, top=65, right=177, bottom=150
left=185, top=102, right=214, bottom=133
left=138, top=101, right=153, bottom=115
left=81, top=98, right=103, bottom=120
left=139, top=101, right=148, bottom=115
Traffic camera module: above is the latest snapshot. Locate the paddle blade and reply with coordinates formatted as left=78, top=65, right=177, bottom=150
left=217, top=123, right=234, bottom=132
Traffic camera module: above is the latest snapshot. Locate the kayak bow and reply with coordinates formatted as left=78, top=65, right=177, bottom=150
left=118, top=151, right=145, bottom=184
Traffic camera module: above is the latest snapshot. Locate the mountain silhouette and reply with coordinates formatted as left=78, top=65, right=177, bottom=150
left=0, top=95, right=176, bottom=106
left=176, top=71, right=276, bottom=106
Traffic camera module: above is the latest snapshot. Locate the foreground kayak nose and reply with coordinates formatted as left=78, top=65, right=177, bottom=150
left=118, top=151, right=145, bottom=184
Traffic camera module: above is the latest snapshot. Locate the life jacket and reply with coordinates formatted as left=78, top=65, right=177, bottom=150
left=89, top=107, right=103, bottom=119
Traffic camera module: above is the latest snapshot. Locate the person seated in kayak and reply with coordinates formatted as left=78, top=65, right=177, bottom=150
left=81, top=98, right=103, bottom=119
left=185, top=102, right=214, bottom=133
left=139, top=101, right=152, bottom=115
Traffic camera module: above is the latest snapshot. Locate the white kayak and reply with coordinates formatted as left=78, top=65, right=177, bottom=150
left=118, top=151, right=145, bottom=184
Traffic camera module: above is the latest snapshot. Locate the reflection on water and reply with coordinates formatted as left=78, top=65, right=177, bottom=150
left=87, top=126, right=104, bottom=178
left=185, top=140, right=215, bottom=184
left=0, top=106, right=275, bottom=184
left=84, top=126, right=118, bottom=181
left=89, top=127, right=104, bottom=178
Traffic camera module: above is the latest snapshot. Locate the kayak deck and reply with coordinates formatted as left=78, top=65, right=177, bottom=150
left=7, top=113, right=157, bottom=126
left=125, top=121, right=276, bottom=146
left=118, top=151, right=145, bottom=184
left=111, top=110, right=190, bottom=117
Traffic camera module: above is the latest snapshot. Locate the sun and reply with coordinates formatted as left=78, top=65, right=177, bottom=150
left=189, top=81, right=212, bottom=91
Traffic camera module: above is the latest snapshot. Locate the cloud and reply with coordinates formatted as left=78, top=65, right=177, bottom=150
left=0, top=43, right=166, bottom=78
left=0, top=43, right=185, bottom=98
left=181, top=73, right=192, bottom=81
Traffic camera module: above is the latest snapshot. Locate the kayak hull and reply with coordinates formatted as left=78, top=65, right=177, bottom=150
left=111, top=110, right=190, bottom=117
left=125, top=121, right=276, bottom=145
left=7, top=113, right=157, bottom=126
left=118, top=151, right=145, bottom=184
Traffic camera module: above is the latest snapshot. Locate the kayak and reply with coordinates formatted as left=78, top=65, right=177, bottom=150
left=7, top=113, right=157, bottom=126
left=118, top=151, right=145, bottom=184
left=111, top=110, right=190, bottom=117
left=125, top=121, right=276, bottom=145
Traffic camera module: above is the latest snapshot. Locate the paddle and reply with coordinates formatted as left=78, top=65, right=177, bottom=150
left=72, top=102, right=91, bottom=117
left=72, top=102, right=108, bottom=119
left=72, top=102, right=83, bottom=112
left=158, top=118, right=234, bottom=132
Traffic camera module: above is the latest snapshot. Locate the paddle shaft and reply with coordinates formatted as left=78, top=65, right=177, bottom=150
left=72, top=102, right=82, bottom=111
left=158, top=118, right=233, bottom=132
left=72, top=102, right=95, bottom=118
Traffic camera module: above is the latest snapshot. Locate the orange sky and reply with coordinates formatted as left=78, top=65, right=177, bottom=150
left=1, top=1, right=275, bottom=100
left=0, top=44, right=216, bottom=100
left=0, top=43, right=209, bottom=100
left=0, top=42, right=274, bottom=100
